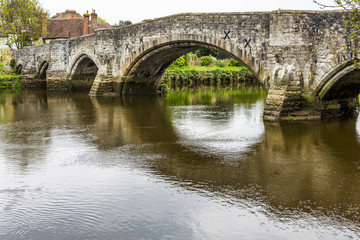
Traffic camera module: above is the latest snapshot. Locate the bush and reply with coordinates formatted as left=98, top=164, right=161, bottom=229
left=170, top=54, right=190, bottom=68
left=0, top=61, right=4, bottom=73
left=0, top=73, right=22, bottom=89
left=229, top=58, right=243, bottom=67
left=195, top=48, right=217, bottom=58
left=199, top=56, right=212, bottom=66
left=10, top=59, right=15, bottom=68
left=216, top=60, right=228, bottom=68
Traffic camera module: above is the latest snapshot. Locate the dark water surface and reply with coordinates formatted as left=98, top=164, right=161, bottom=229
left=0, top=89, right=359, bottom=240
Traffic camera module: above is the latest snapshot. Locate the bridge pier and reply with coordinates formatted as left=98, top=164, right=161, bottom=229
left=89, top=75, right=117, bottom=96
left=46, top=75, right=69, bottom=92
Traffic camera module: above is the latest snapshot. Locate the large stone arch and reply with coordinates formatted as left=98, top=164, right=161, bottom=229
left=68, top=54, right=99, bottom=91
left=312, top=61, right=360, bottom=118
left=118, top=35, right=270, bottom=95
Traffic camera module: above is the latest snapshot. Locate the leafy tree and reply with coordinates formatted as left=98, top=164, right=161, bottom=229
left=0, top=0, right=48, bottom=49
left=195, top=48, right=217, bottom=58
left=113, top=20, right=132, bottom=28
left=169, top=53, right=190, bottom=68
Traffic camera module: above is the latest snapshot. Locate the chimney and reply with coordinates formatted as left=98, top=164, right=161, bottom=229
left=83, top=11, right=90, bottom=35
left=91, top=9, right=97, bottom=24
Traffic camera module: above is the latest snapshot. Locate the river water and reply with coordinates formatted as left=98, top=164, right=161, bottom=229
left=0, top=89, right=359, bottom=240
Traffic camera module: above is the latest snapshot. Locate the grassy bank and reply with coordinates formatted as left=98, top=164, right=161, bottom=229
left=162, top=65, right=257, bottom=93
left=0, top=73, right=22, bottom=89
left=164, top=65, right=252, bottom=76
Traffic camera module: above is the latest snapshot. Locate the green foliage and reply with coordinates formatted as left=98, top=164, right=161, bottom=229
left=164, top=65, right=251, bottom=77
left=229, top=59, right=243, bottom=67
left=113, top=20, right=132, bottom=28
left=0, top=73, right=21, bottom=89
left=97, top=16, right=106, bottom=23
left=169, top=53, right=190, bottom=68
left=199, top=56, right=212, bottom=66
left=161, top=83, right=169, bottom=95
left=338, top=0, right=360, bottom=63
left=216, top=61, right=227, bottom=68
left=0, top=0, right=48, bottom=49
left=0, top=60, right=4, bottom=72
left=195, top=48, right=217, bottom=58
left=9, top=59, right=15, bottom=68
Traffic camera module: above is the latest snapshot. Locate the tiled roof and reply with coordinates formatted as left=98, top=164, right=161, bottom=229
left=90, top=22, right=112, bottom=33
left=46, top=10, right=113, bottom=40
left=46, top=19, right=84, bottom=39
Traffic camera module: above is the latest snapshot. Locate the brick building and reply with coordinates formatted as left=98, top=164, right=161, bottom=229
left=45, top=9, right=112, bottom=41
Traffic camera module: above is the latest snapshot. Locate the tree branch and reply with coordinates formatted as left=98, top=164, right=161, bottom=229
left=313, top=0, right=340, bottom=9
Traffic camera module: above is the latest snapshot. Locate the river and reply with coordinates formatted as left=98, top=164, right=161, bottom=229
left=0, top=89, right=359, bottom=239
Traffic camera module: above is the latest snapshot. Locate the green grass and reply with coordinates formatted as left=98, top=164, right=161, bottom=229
left=165, top=65, right=251, bottom=76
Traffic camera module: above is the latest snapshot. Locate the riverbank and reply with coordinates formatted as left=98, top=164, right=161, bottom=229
left=161, top=65, right=257, bottom=92
left=0, top=73, right=21, bottom=89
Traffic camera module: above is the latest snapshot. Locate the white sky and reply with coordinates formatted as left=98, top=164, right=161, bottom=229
left=40, top=0, right=337, bottom=25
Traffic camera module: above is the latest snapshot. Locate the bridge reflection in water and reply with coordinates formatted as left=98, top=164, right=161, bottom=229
left=0, top=89, right=359, bottom=239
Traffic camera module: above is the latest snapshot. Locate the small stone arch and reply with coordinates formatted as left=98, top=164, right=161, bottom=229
left=38, top=61, right=49, bottom=79
left=15, top=64, right=23, bottom=75
left=69, top=54, right=99, bottom=91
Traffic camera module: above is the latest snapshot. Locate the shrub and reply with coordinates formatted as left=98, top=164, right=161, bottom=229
left=199, top=56, right=212, bottom=66
left=216, top=60, right=227, bottom=68
left=10, top=59, right=15, bottom=68
left=170, top=54, right=190, bottom=68
left=229, top=58, right=243, bottom=67
left=0, top=60, right=4, bottom=73
left=195, top=48, right=217, bottom=58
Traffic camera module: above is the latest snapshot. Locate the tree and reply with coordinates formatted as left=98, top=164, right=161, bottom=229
left=314, top=0, right=360, bottom=61
left=0, top=0, right=48, bottom=49
left=113, top=20, right=132, bottom=28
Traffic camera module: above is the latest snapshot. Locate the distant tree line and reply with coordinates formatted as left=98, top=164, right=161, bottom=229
left=113, top=20, right=132, bottom=28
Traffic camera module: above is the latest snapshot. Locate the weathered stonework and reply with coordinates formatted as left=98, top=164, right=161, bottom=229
left=14, top=10, right=359, bottom=120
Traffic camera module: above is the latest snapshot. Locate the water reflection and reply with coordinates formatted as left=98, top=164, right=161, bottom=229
left=357, top=116, right=360, bottom=143
left=0, top=89, right=360, bottom=239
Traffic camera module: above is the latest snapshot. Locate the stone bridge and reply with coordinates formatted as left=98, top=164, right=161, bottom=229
left=14, top=10, right=359, bottom=120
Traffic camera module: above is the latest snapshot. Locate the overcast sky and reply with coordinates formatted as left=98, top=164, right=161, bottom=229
left=40, top=0, right=337, bottom=25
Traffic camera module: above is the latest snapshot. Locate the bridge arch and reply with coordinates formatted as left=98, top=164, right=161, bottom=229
left=120, top=35, right=270, bottom=95
left=69, top=54, right=99, bottom=91
left=15, top=64, right=23, bottom=75
left=38, top=60, right=49, bottom=79
left=313, top=61, right=360, bottom=118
